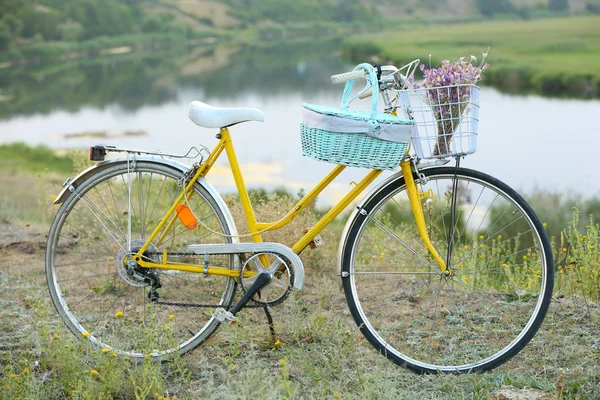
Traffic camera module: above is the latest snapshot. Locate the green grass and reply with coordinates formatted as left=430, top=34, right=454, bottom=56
left=0, top=143, right=76, bottom=226
left=1, top=144, right=600, bottom=398
left=342, top=16, right=600, bottom=97
left=0, top=143, right=74, bottom=175
left=1, top=237, right=599, bottom=399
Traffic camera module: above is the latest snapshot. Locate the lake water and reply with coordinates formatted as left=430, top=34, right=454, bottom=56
left=1, top=42, right=599, bottom=206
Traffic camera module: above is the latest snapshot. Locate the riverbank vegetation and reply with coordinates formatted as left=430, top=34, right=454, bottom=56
left=0, top=0, right=212, bottom=63
left=0, top=0, right=378, bottom=65
left=1, top=1, right=598, bottom=66
left=1, top=1, right=599, bottom=98
left=342, top=15, right=600, bottom=97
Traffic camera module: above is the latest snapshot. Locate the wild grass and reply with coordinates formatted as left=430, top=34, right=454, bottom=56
left=0, top=300, right=193, bottom=399
left=1, top=149, right=599, bottom=398
left=1, top=226, right=599, bottom=398
left=0, top=143, right=83, bottom=227
left=0, top=143, right=74, bottom=176
left=555, top=208, right=600, bottom=302
left=342, top=16, right=600, bottom=97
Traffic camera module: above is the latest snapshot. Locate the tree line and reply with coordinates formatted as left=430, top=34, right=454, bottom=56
left=476, top=0, right=576, bottom=17
left=0, top=0, right=189, bottom=52
left=223, top=0, right=379, bottom=26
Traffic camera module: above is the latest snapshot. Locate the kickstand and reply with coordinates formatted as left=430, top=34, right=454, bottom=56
left=262, top=304, right=276, bottom=342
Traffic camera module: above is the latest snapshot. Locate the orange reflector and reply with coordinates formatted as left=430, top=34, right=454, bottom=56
left=176, top=204, right=197, bottom=230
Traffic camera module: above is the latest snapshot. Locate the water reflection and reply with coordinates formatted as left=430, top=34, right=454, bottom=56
left=0, top=51, right=178, bottom=118
left=0, top=40, right=347, bottom=120
left=1, top=42, right=599, bottom=206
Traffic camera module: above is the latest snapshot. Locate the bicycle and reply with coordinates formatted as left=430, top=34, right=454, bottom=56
left=45, top=61, right=554, bottom=374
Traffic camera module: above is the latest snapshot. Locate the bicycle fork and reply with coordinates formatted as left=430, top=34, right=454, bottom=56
left=400, top=160, right=451, bottom=276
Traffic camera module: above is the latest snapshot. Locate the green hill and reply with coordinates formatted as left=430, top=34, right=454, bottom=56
left=1, top=0, right=598, bottom=72
left=342, top=15, right=600, bottom=97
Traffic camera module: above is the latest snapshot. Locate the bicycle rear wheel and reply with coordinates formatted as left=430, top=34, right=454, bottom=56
left=46, top=161, right=237, bottom=360
left=340, top=167, right=553, bottom=373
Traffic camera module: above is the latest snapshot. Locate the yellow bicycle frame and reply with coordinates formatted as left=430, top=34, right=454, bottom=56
left=132, top=126, right=447, bottom=277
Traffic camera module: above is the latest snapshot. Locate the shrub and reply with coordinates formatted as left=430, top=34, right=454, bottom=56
left=549, top=0, right=569, bottom=12
left=556, top=207, right=600, bottom=300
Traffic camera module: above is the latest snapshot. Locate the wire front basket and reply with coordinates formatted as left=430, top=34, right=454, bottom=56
left=397, top=84, right=480, bottom=159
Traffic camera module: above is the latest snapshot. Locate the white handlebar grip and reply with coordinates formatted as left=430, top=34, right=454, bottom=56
left=331, top=70, right=365, bottom=84
left=358, top=87, right=373, bottom=99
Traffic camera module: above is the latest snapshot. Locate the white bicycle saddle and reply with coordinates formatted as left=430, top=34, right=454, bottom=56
left=188, top=101, right=264, bottom=129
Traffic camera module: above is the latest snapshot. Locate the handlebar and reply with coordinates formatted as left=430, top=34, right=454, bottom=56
left=330, top=65, right=410, bottom=99
left=330, top=70, right=365, bottom=85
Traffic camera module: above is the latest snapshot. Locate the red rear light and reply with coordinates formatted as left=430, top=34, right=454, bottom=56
left=89, top=146, right=107, bottom=161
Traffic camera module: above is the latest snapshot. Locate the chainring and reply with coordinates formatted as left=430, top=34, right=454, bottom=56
left=240, top=252, right=294, bottom=307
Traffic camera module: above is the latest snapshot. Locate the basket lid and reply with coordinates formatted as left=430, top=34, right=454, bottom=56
left=303, top=103, right=413, bottom=125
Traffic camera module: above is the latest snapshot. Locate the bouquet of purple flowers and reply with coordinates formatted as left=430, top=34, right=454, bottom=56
left=415, top=51, right=489, bottom=156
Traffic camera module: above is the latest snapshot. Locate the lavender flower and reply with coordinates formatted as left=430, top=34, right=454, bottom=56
left=416, top=50, right=489, bottom=156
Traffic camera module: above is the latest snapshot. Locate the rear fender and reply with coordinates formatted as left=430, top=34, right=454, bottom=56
left=53, top=157, right=239, bottom=245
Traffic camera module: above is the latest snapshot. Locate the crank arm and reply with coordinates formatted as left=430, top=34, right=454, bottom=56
left=229, top=271, right=273, bottom=316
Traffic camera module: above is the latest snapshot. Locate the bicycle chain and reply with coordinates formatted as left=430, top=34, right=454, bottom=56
left=145, top=251, right=202, bottom=257
left=153, top=301, right=264, bottom=309
left=143, top=251, right=265, bottom=309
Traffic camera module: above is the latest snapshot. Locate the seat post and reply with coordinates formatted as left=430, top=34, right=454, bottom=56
left=221, top=128, right=263, bottom=244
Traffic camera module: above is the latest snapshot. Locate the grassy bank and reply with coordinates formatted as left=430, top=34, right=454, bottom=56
left=342, top=16, right=600, bottom=98
left=0, top=143, right=74, bottom=175
left=0, top=143, right=78, bottom=228
left=1, top=143, right=599, bottom=398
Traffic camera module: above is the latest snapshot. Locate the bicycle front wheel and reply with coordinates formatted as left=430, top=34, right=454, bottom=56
left=341, top=167, right=553, bottom=373
left=46, top=161, right=237, bottom=360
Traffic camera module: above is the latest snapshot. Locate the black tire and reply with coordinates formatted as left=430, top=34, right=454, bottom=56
left=46, top=161, right=237, bottom=360
left=341, top=167, right=553, bottom=373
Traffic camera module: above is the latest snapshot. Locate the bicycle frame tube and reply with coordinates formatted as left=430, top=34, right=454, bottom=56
left=132, top=126, right=382, bottom=274
left=292, top=169, right=381, bottom=253
left=400, top=160, right=449, bottom=274
left=136, top=133, right=228, bottom=256
left=219, top=127, right=382, bottom=253
left=254, top=165, right=346, bottom=232
left=130, top=129, right=448, bottom=277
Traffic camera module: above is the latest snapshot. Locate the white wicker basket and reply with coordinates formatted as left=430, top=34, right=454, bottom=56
left=397, top=84, right=480, bottom=159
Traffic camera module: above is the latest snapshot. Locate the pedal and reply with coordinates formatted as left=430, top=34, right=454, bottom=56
left=303, top=228, right=323, bottom=249
left=214, top=307, right=237, bottom=324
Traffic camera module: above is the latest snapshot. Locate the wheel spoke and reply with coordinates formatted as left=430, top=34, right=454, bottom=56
left=342, top=167, right=553, bottom=373
left=46, top=162, right=237, bottom=360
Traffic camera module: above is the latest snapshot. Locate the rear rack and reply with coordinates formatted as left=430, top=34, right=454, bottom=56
left=89, top=145, right=210, bottom=162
